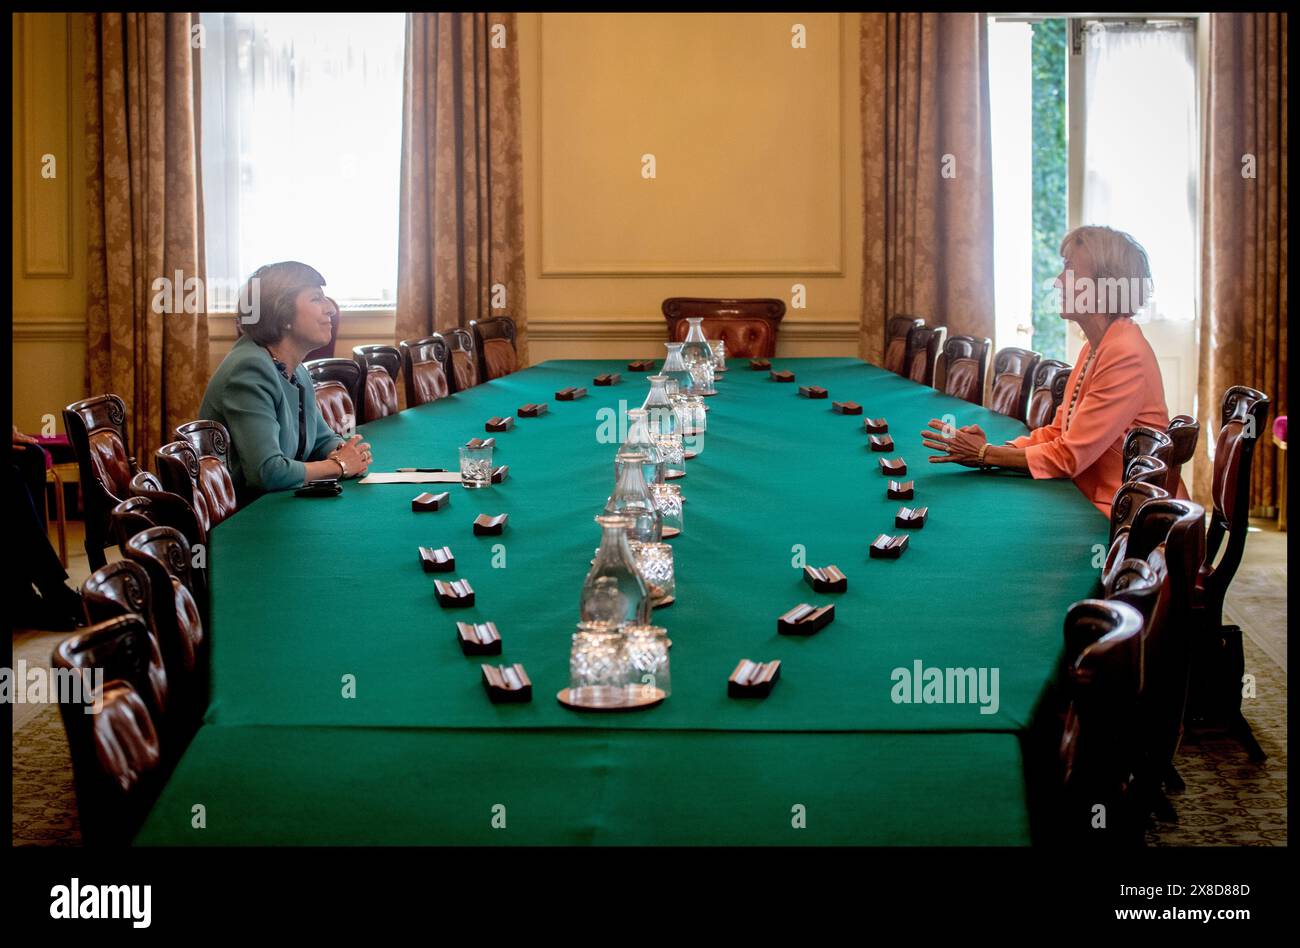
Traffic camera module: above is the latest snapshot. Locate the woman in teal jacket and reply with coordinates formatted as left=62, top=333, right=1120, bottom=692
left=200, top=261, right=372, bottom=503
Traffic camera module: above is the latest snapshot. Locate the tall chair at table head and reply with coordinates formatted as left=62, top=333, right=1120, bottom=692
left=883, top=315, right=925, bottom=375
left=937, top=335, right=991, bottom=405
left=353, top=345, right=402, bottom=421
left=400, top=334, right=451, bottom=407
left=662, top=298, right=786, bottom=359
left=988, top=347, right=1042, bottom=423
left=63, top=394, right=141, bottom=570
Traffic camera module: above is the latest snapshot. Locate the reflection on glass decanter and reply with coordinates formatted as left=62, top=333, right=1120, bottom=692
left=680, top=317, right=717, bottom=395
left=579, top=514, right=651, bottom=630
left=603, top=451, right=662, bottom=542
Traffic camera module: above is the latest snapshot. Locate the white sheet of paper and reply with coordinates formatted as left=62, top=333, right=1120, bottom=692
left=357, top=471, right=463, bottom=485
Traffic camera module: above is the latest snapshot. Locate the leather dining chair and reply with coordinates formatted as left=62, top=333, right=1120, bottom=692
left=1122, top=426, right=1173, bottom=482
left=54, top=670, right=163, bottom=847
left=1124, top=455, right=1170, bottom=490
left=63, top=394, right=141, bottom=570
left=903, top=325, right=946, bottom=388
left=1025, top=359, right=1072, bottom=430
left=446, top=328, right=480, bottom=392
left=937, top=335, right=991, bottom=405
left=307, top=357, right=363, bottom=438
left=174, top=420, right=239, bottom=528
left=79, top=562, right=173, bottom=747
left=155, top=442, right=213, bottom=538
left=1187, top=385, right=1270, bottom=760
left=662, top=298, right=786, bottom=359
left=470, top=316, right=521, bottom=381
left=1164, top=415, right=1200, bottom=495
left=400, top=334, right=452, bottom=407
left=988, top=347, right=1042, bottom=423
left=883, top=315, right=925, bottom=375
left=1101, top=481, right=1169, bottom=587
left=1058, top=598, right=1146, bottom=845
left=353, top=345, right=402, bottom=421
left=126, top=472, right=207, bottom=554
left=123, top=526, right=209, bottom=729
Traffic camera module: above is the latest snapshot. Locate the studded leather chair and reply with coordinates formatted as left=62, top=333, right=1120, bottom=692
left=1164, top=415, right=1200, bottom=495
left=353, top=345, right=402, bottom=421
left=63, top=394, right=141, bottom=569
left=988, top=348, right=1042, bottom=423
left=883, top=316, right=925, bottom=375
left=174, top=420, right=238, bottom=527
left=123, top=526, right=208, bottom=727
left=306, top=358, right=363, bottom=436
left=663, top=298, right=786, bottom=360
left=938, top=335, right=991, bottom=405
left=903, top=325, right=946, bottom=387
left=1025, top=359, right=1072, bottom=430
left=400, top=334, right=452, bottom=407
left=469, top=316, right=520, bottom=381
left=446, top=328, right=480, bottom=391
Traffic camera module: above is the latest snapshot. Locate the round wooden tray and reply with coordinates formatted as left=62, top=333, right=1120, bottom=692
left=557, top=684, right=666, bottom=711
left=665, top=469, right=686, bottom=480
left=652, top=595, right=674, bottom=609
left=661, top=526, right=681, bottom=539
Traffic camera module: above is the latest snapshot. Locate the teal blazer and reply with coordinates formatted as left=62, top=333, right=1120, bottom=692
left=199, top=335, right=342, bottom=499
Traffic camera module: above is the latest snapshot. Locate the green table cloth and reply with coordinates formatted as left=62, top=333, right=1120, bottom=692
left=136, top=358, right=1107, bottom=845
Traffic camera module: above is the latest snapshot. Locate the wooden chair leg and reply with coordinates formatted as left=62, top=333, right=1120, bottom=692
left=48, top=467, right=68, bottom=568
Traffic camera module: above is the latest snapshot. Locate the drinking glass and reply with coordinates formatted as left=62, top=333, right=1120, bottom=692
left=680, top=395, right=706, bottom=458
left=650, top=482, right=684, bottom=537
left=568, top=628, right=630, bottom=707
left=458, top=443, right=493, bottom=488
left=708, top=338, right=726, bottom=373
left=622, top=625, right=671, bottom=697
left=628, top=540, right=674, bottom=604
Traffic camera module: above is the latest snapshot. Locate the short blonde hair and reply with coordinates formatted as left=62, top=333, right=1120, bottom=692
left=1059, top=226, right=1153, bottom=316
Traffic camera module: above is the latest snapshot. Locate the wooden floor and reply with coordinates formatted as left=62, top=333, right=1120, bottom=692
left=12, top=517, right=1289, bottom=845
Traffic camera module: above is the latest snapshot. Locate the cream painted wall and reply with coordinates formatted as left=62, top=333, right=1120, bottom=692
left=12, top=13, right=89, bottom=434
left=519, top=12, right=863, bottom=361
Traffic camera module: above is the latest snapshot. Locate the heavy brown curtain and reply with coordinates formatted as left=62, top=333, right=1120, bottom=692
left=84, top=12, right=208, bottom=466
left=1195, top=13, right=1288, bottom=515
left=397, top=13, right=527, bottom=370
left=859, top=13, right=996, bottom=366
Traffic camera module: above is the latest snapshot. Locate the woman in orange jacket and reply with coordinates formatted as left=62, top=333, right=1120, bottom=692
left=921, top=225, right=1182, bottom=517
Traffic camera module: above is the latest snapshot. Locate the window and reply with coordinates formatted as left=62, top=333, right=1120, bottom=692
left=200, top=13, right=406, bottom=311
left=988, top=15, right=1199, bottom=365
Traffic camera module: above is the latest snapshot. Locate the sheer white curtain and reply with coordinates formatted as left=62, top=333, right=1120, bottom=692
left=200, top=13, right=405, bottom=309
left=1082, top=22, right=1198, bottom=322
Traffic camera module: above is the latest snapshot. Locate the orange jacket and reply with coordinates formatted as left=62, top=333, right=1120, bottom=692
left=1009, top=318, right=1182, bottom=516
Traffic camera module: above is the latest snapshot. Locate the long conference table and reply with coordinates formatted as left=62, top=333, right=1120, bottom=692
left=135, top=358, right=1107, bottom=845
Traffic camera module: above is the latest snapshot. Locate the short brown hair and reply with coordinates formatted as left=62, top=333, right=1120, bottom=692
left=238, top=261, right=327, bottom=345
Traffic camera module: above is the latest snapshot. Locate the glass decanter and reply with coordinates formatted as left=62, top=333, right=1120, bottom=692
left=662, top=342, right=691, bottom=394
left=643, top=375, right=684, bottom=479
left=679, top=317, right=717, bottom=395
left=617, top=408, right=665, bottom=486
left=579, top=514, right=651, bottom=630
left=603, top=450, right=662, bottom=543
